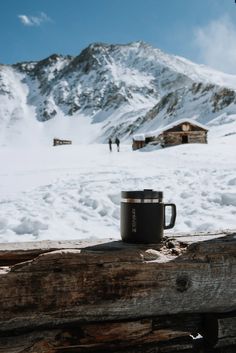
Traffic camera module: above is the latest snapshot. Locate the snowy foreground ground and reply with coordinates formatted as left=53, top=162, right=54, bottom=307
left=0, top=125, right=236, bottom=243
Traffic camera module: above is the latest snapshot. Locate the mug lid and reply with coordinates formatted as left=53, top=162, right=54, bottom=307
left=121, top=189, right=163, bottom=200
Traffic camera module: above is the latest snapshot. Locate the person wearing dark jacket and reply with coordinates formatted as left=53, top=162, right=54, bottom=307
left=115, top=137, right=120, bottom=152
left=108, top=138, right=112, bottom=152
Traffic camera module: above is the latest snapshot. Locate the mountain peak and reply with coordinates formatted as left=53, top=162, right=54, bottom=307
left=1, top=41, right=236, bottom=146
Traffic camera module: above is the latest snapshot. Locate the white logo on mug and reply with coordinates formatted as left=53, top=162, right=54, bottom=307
left=131, top=208, right=137, bottom=233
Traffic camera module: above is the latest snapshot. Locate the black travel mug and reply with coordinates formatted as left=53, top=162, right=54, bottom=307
left=120, top=189, right=176, bottom=244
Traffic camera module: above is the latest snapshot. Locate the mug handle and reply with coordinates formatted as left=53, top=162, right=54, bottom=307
left=164, top=204, right=177, bottom=229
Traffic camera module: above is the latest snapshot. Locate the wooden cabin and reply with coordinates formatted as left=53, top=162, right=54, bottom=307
left=132, top=119, right=208, bottom=150
left=132, top=134, right=146, bottom=150
left=53, top=138, right=72, bottom=146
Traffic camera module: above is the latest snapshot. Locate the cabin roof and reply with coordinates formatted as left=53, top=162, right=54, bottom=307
left=132, top=133, right=146, bottom=141
left=133, top=119, right=208, bottom=141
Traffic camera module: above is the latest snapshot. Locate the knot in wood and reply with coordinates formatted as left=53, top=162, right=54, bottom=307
left=176, top=275, right=191, bottom=292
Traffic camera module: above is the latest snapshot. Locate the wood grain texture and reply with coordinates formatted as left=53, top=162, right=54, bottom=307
left=0, top=232, right=235, bottom=331
left=0, top=314, right=202, bottom=353
left=0, top=231, right=235, bottom=352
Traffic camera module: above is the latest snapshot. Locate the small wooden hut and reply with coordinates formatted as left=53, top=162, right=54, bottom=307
left=132, top=119, right=208, bottom=150
left=53, top=138, right=72, bottom=146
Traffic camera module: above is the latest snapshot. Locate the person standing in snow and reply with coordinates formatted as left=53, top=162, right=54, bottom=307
left=115, top=137, right=120, bottom=152
left=108, top=138, right=112, bottom=152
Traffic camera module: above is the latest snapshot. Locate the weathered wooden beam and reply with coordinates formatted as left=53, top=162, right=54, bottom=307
left=0, top=239, right=107, bottom=266
left=0, top=231, right=235, bottom=352
left=0, top=315, right=201, bottom=353
left=0, top=232, right=235, bottom=331
left=0, top=231, right=231, bottom=265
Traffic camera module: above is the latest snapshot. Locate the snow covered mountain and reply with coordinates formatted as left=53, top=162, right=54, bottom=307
left=1, top=41, right=236, bottom=146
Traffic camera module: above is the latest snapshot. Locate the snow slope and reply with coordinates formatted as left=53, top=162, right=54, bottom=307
left=0, top=42, right=236, bottom=243
left=0, top=119, right=235, bottom=243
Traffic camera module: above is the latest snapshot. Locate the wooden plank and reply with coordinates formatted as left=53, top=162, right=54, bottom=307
left=0, top=232, right=235, bottom=334
left=0, top=315, right=201, bottom=353
left=0, top=238, right=118, bottom=266
left=0, top=231, right=231, bottom=265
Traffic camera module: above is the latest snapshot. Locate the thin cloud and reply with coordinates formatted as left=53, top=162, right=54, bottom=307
left=18, top=12, right=52, bottom=27
left=194, top=16, right=236, bottom=74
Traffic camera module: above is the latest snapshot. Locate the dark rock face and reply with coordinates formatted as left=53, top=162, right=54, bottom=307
left=211, top=88, right=236, bottom=112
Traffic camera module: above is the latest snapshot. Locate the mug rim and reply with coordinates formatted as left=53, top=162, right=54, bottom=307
left=121, top=190, right=163, bottom=200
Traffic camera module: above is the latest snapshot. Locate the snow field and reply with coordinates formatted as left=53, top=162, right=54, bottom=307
left=0, top=127, right=235, bottom=242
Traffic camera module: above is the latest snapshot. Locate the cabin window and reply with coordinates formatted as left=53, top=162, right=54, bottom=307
left=182, top=135, right=188, bottom=144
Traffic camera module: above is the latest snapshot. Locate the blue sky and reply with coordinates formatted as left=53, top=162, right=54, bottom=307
left=1, top=0, right=236, bottom=73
